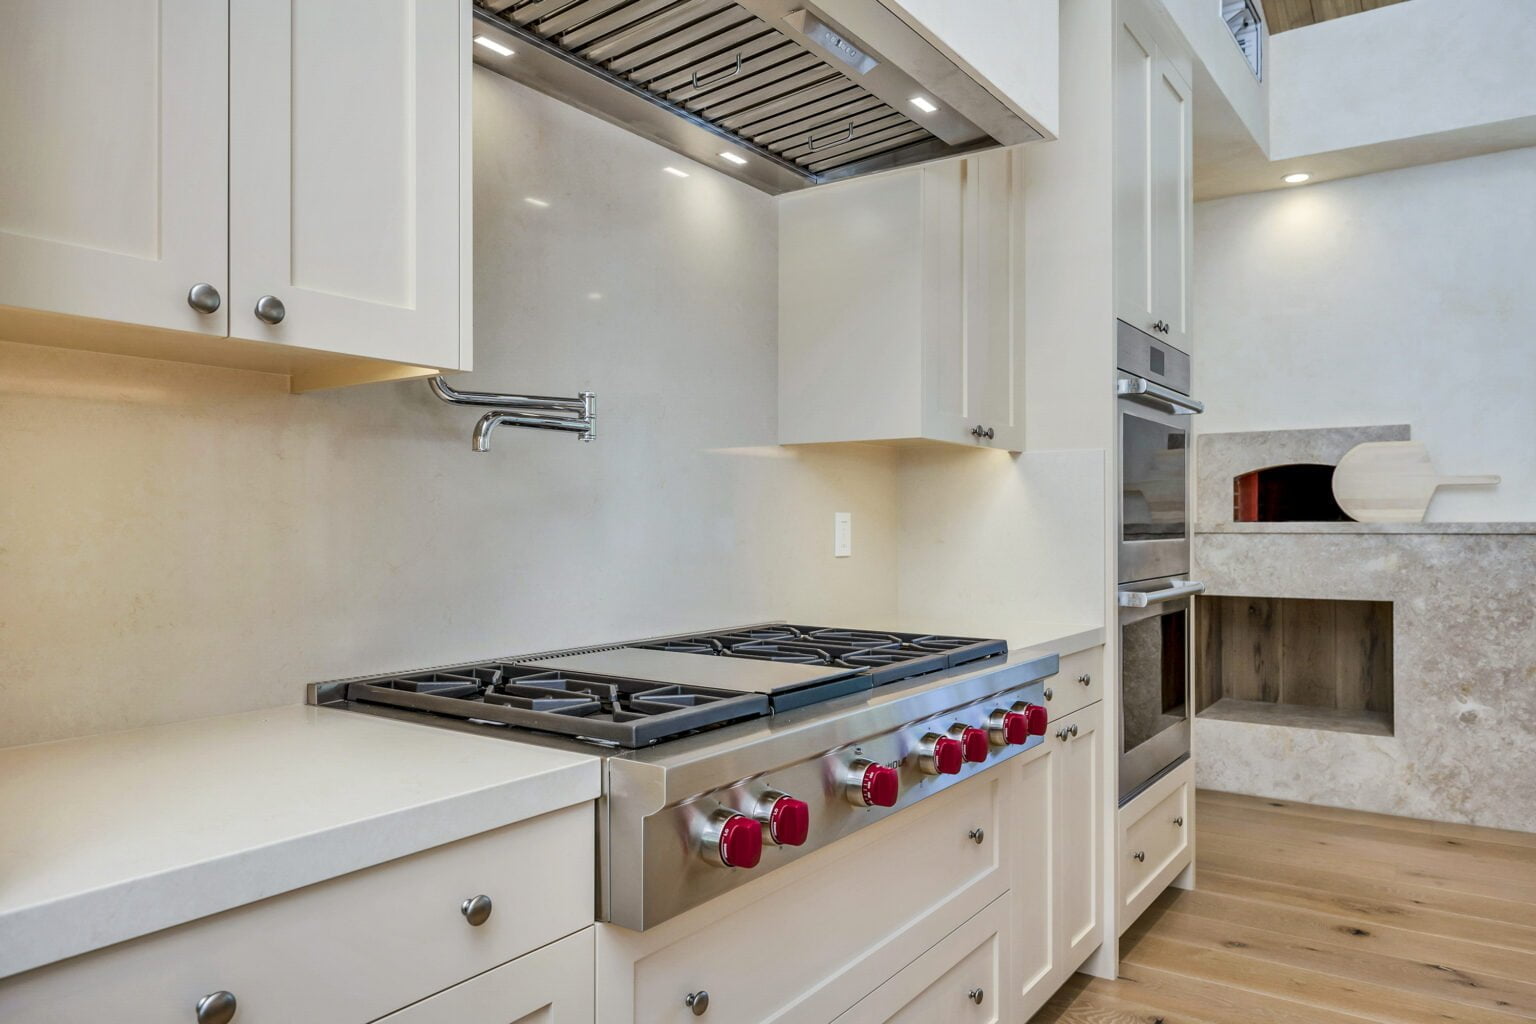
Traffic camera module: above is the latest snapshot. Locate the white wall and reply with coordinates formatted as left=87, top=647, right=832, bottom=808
left=1194, top=146, right=1536, bottom=520
left=0, top=71, right=903, bottom=748
left=1269, top=0, right=1536, bottom=160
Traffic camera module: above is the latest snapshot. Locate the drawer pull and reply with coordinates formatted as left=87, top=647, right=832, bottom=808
left=1173, top=816, right=1185, bottom=827
left=460, top=894, right=493, bottom=926
left=685, top=990, right=710, bottom=1015
left=1078, top=673, right=1091, bottom=686
left=1043, top=686, right=1054, bottom=701
left=1132, top=850, right=1146, bottom=862
left=195, top=991, right=237, bottom=1024
left=968, top=987, right=985, bottom=1005
left=968, top=827, right=985, bottom=845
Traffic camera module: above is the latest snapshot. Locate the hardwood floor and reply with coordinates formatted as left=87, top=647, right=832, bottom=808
left=1034, top=790, right=1536, bottom=1023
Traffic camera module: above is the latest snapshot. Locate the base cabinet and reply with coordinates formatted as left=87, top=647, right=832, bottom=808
left=378, top=928, right=594, bottom=1024
left=833, top=896, right=1009, bottom=1024
left=1117, top=758, right=1194, bottom=934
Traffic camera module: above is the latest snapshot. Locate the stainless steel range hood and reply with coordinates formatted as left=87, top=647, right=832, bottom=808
left=471, top=0, right=1047, bottom=194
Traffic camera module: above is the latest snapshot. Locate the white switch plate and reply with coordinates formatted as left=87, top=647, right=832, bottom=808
left=834, top=512, right=852, bottom=557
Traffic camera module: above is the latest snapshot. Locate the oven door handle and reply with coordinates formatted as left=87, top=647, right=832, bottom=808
left=1117, top=377, right=1205, bottom=415
left=1118, top=580, right=1207, bottom=607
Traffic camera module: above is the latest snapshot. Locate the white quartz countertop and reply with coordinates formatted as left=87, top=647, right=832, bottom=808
left=0, top=705, right=600, bottom=979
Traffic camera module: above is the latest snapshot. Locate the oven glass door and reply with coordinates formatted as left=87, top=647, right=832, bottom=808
left=1119, top=398, right=1191, bottom=583
left=1119, top=593, right=1192, bottom=801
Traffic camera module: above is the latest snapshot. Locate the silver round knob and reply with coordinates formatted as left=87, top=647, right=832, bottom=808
left=1132, top=850, right=1146, bottom=862
left=968, top=827, right=985, bottom=845
left=1077, top=673, right=1092, bottom=686
left=1043, top=687, right=1054, bottom=701
left=685, top=990, right=710, bottom=1016
left=254, top=294, right=286, bottom=325
left=187, top=283, right=221, bottom=315
left=1173, top=816, right=1185, bottom=827
left=968, top=987, right=985, bottom=1004
left=195, top=990, right=237, bottom=1024
left=461, top=894, right=493, bottom=926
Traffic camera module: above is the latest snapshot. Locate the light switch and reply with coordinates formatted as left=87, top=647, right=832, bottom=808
left=834, top=512, right=852, bottom=557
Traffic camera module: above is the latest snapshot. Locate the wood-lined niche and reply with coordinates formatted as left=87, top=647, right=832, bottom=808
left=1196, top=596, right=1393, bottom=734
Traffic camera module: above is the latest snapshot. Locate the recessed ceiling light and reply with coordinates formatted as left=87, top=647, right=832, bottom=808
left=1283, top=172, right=1311, bottom=184
left=662, top=166, right=690, bottom=178
left=587, top=292, right=603, bottom=300
left=523, top=196, right=550, bottom=208
left=910, top=96, right=938, bottom=114
left=719, top=152, right=748, bottom=166
left=473, top=35, right=514, bottom=57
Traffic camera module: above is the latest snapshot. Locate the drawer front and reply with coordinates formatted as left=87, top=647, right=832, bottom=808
left=377, top=927, right=594, bottom=1024
left=1042, top=646, right=1102, bottom=721
left=1118, top=763, right=1192, bottom=929
left=834, top=896, right=1009, bottom=1024
left=604, top=771, right=1009, bottom=1024
left=0, top=803, right=593, bottom=1024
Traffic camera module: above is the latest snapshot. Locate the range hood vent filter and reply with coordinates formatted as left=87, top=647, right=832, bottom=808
left=472, top=0, right=1044, bottom=193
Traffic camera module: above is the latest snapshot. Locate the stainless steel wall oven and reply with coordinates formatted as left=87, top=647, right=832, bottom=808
left=1116, top=322, right=1204, bottom=802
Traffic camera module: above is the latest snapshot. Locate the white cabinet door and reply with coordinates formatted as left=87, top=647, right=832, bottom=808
left=1008, top=739, right=1057, bottom=1020
left=1112, top=0, right=1157, bottom=341
left=0, top=0, right=228, bottom=336
left=378, top=928, right=594, bottom=1024
left=229, top=0, right=467, bottom=369
left=1052, top=702, right=1104, bottom=975
left=834, top=896, right=1009, bottom=1024
left=1149, top=55, right=1192, bottom=354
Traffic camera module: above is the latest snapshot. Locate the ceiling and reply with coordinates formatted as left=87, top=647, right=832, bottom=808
left=1263, top=0, right=1414, bottom=34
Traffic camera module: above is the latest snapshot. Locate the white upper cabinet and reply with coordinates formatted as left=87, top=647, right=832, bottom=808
left=230, top=0, right=468, bottom=370
left=869, top=0, right=1060, bottom=139
left=779, top=148, right=1025, bottom=451
left=1114, top=0, right=1193, bottom=353
left=0, top=0, right=470, bottom=388
left=0, top=1, right=229, bottom=337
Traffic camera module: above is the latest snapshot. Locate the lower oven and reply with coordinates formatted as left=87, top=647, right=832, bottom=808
left=1117, top=575, right=1204, bottom=803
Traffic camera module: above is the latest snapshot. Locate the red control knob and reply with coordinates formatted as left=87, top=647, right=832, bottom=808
left=756, top=791, right=811, bottom=847
left=917, top=733, right=964, bottom=776
left=956, top=726, right=989, bottom=763
left=1023, top=703, right=1049, bottom=736
left=988, top=708, right=1030, bottom=746
left=713, top=813, right=763, bottom=869
left=845, top=759, right=900, bottom=807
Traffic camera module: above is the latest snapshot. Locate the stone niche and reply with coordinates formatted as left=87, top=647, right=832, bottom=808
left=1196, top=596, right=1393, bottom=735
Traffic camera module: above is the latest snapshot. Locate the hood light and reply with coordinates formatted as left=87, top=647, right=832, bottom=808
left=910, top=96, right=938, bottom=114
left=1283, top=172, right=1311, bottom=184
left=663, top=166, right=690, bottom=178
left=473, top=35, right=514, bottom=57
left=719, top=152, right=748, bottom=166
left=523, top=197, right=550, bottom=208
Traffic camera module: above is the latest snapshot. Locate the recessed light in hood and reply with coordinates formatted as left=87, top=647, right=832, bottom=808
left=473, top=34, right=513, bottom=57
left=468, top=0, right=1045, bottom=195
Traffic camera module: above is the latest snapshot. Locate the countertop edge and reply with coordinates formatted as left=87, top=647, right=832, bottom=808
left=0, top=756, right=600, bottom=979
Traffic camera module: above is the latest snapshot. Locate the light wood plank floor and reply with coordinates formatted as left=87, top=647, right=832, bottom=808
left=1034, top=790, right=1536, bottom=1023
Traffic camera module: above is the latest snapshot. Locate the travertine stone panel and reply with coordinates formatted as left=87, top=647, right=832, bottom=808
left=1194, top=531, right=1536, bottom=831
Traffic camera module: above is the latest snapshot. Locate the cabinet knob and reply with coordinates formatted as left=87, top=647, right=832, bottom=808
left=195, top=991, right=237, bottom=1024
left=1070, top=723, right=1079, bottom=737
left=968, top=987, right=985, bottom=1005
left=1173, top=816, right=1185, bottom=827
left=186, top=283, right=222, bottom=315
left=1042, top=687, right=1054, bottom=701
left=254, top=294, right=286, bottom=325
left=968, top=827, right=985, bottom=845
left=461, top=894, right=493, bottom=926
left=1077, top=673, right=1092, bottom=686
left=969, top=425, right=996, bottom=441
left=1152, top=320, right=1170, bottom=334
left=1132, top=850, right=1146, bottom=862
left=685, top=990, right=710, bottom=1015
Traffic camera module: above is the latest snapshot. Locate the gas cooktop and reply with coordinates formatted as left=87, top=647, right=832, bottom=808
left=328, top=624, right=1006, bottom=747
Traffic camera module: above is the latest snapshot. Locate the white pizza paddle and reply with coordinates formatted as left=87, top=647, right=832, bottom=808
left=1331, top=441, right=1499, bottom=523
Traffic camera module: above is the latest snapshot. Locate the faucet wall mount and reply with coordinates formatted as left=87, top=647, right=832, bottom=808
left=428, top=376, right=596, bottom=452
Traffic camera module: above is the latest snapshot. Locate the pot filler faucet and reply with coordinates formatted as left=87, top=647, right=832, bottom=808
left=427, top=376, right=595, bottom=452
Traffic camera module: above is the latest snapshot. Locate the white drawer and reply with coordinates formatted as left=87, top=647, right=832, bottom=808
left=834, top=896, right=1009, bottom=1024
left=377, top=927, right=595, bottom=1024
left=1042, top=645, right=1103, bottom=721
left=1118, top=761, right=1193, bottom=932
left=0, top=803, right=594, bottom=1024
left=600, top=770, right=1010, bottom=1024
